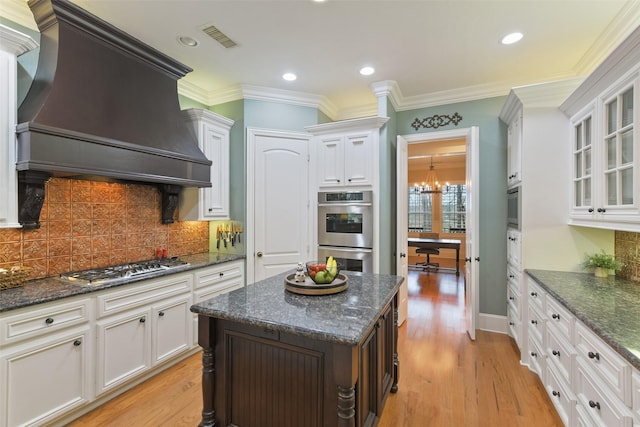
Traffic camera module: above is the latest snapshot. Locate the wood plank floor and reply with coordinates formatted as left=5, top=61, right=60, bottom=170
left=68, top=270, right=563, bottom=426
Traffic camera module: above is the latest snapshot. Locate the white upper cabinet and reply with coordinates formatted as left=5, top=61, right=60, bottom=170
left=506, top=109, right=523, bottom=188
left=0, top=26, right=38, bottom=228
left=306, top=116, right=389, bottom=190
left=562, top=27, right=640, bottom=231
left=179, top=109, right=234, bottom=221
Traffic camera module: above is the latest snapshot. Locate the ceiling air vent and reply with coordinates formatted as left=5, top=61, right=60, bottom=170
left=202, top=24, right=237, bottom=48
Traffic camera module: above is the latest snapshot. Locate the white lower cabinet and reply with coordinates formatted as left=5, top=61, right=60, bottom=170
left=0, top=260, right=244, bottom=425
left=0, top=297, right=93, bottom=427
left=525, top=274, right=636, bottom=427
left=96, top=307, right=151, bottom=395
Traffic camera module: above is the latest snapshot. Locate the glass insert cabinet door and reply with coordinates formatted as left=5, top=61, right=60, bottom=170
left=573, top=113, right=593, bottom=210
left=604, top=85, right=634, bottom=207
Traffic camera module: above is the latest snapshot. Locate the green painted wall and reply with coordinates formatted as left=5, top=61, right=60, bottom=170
left=178, top=95, right=207, bottom=110
left=378, top=98, right=398, bottom=274
left=245, top=99, right=319, bottom=131
left=394, top=96, right=508, bottom=317
left=3, top=18, right=40, bottom=106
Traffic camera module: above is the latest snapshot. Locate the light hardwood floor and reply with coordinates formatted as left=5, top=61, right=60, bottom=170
left=69, top=270, right=563, bottom=426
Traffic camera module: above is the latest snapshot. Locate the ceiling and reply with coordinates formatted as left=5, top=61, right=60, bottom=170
left=3, top=0, right=639, bottom=119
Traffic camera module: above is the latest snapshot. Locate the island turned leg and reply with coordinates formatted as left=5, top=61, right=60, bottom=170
left=391, top=295, right=399, bottom=393
left=198, top=315, right=216, bottom=427
left=333, top=344, right=358, bottom=427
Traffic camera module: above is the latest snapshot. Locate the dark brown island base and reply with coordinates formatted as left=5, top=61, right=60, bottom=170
left=191, top=270, right=404, bottom=427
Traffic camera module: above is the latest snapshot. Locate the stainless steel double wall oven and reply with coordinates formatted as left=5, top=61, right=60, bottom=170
left=317, top=190, right=373, bottom=273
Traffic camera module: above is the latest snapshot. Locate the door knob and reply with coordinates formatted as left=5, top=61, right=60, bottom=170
left=257, top=251, right=263, bottom=257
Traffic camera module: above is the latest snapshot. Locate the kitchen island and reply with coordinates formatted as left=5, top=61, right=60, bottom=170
left=190, top=270, right=404, bottom=427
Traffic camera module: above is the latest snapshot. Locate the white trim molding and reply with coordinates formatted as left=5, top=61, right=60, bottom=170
left=478, top=313, right=509, bottom=335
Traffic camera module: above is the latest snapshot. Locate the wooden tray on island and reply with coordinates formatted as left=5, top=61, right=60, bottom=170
left=284, top=273, right=348, bottom=296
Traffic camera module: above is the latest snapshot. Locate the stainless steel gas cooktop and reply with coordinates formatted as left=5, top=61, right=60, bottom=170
left=59, top=257, right=190, bottom=286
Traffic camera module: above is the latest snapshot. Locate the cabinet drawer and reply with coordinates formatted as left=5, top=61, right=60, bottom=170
left=0, top=298, right=92, bottom=346
left=507, top=282, right=521, bottom=319
left=545, top=296, right=574, bottom=344
left=194, top=260, right=244, bottom=289
left=575, top=358, right=633, bottom=427
left=528, top=333, right=545, bottom=377
left=507, top=304, right=521, bottom=349
left=546, top=362, right=576, bottom=427
left=194, top=278, right=244, bottom=304
left=527, top=277, right=545, bottom=313
left=527, top=303, right=545, bottom=348
left=96, top=273, right=192, bottom=318
left=575, top=321, right=631, bottom=406
left=546, top=323, right=576, bottom=385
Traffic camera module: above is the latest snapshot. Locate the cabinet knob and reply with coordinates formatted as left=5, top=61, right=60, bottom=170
left=530, top=292, right=537, bottom=297
left=158, top=311, right=165, bottom=317
left=509, top=321, right=514, bottom=326
left=475, top=257, right=480, bottom=262
left=337, top=179, right=341, bottom=183
left=399, top=253, right=406, bottom=258
left=597, top=208, right=606, bottom=213
left=530, top=351, right=537, bottom=357
left=588, top=208, right=594, bottom=213
left=588, top=351, right=600, bottom=360
left=530, top=320, right=538, bottom=325
left=347, top=178, right=352, bottom=182
left=45, top=317, right=54, bottom=325
left=588, top=400, right=601, bottom=410
left=509, top=296, right=515, bottom=301
left=73, top=339, right=82, bottom=346
left=219, top=272, right=224, bottom=277
left=552, top=350, right=560, bottom=357
left=509, top=274, right=515, bottom=278
left=552, top=313, right=560, bottom=320
left=552, top=390, right=560, bottom=397
left=465, top=257, right=471, bottom=262
left=139, top=317, right=146, bottom=323
left=208, top=208, right=213, bottom=212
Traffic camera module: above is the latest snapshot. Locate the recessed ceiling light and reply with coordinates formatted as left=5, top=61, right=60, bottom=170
left=501, top=32, right=523, bottom=45
left=283, top=72, right=297, bottom=81
left=177, top=36, right=199, bottom=47
left=360, top=66, right=375, bottom=76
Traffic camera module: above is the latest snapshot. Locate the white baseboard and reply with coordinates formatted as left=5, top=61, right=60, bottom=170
left=478, top=313, right=508, bottom=334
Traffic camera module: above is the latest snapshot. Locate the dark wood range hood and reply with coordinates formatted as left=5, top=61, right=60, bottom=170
left=16, top=0, right=212, bottom=228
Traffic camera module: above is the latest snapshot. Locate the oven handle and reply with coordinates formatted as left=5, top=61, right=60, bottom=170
left=318, top=246, right=373, bottom=253
left=318, top=202, right=372, bottom=207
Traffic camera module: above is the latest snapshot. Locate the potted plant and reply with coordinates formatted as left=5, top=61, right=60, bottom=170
left=583, top=251, right=623, bottom=277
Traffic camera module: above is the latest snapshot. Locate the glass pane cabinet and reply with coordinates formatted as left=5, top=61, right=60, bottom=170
left=569, top=72, right=639, bottom=229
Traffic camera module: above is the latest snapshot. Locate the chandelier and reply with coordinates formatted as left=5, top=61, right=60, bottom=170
left=414, top=157, right=447, bottom=194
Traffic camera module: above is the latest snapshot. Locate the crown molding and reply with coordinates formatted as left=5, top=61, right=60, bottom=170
left=0, top=23, right=38, bottom=55
left=240, top=84, right=338, bottom=119
left=573, top=0, right=640, bottom=76
left=1, top=0, right=36, bottom=30
left=177, top=79, right=210, bottom=106
left=305, top=115, right=389, bottom=135
left=336, top=103, right=378, bottom=121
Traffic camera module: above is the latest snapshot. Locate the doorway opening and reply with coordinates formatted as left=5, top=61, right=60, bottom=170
left=407, top=138, right=467, bottom=275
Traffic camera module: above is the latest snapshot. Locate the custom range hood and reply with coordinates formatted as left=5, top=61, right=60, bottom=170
left=16, top=0, right=211, bottom=228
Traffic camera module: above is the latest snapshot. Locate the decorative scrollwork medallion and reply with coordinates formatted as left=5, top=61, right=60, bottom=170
left=411, top=112, right=463, bottom=130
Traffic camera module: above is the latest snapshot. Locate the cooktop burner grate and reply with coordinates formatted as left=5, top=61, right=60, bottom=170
left=60, top=257, right=190, bottom=285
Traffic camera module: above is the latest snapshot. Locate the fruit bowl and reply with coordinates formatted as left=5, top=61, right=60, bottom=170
left=306, top=259, right=341, bottom=284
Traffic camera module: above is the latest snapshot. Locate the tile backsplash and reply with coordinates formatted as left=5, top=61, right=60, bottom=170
left=0, top=178, right=209, bottom=279
left=615, top=231, right=639, bottom=282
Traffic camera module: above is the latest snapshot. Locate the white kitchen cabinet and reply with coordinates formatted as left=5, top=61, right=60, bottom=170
left=506, top=108, right=523, bottom=187
left=180, top=108, right=234, bottom=220
left=192, top=259, right=245, bottom=346
left=546, top=361, right=577, bottom=427
left=632, top=369, right=640, bottom=421
left=306, top=116, right=389, bottom=190
left=0, top=297, right=93, bottom=427
left=507, top=228, right=521, bottom=269
left=0, top=25, right=37, bottom=228
left=95, top=272, right=193, bottom=395
left=561, top=29, right=640, bottom=232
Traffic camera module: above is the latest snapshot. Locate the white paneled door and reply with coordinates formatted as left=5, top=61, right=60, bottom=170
left=396, top=135, right=409, bottom=326
left=247, top=128, right=312, bottom=283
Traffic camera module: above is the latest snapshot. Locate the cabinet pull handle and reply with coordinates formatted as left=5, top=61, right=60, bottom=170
left=552, top=313, right=560, bottom=320
left=552, top=350, right=560, bottom=357
left=139, top=317, right=146, bottom=323
left=530, top=292, right=537, bottom=297
left=158, top=311, right=165, bottom=317
left=45, top=317, right=54, bottom=324
left=552, top=390, right=560, bottom=397
left=588, top=351, right=600, bottom=360
left=73, top=339, right=82, bottom=346
left=531, top=320, right=538, bottom=325
left=588, top=400, right=600, bottom=410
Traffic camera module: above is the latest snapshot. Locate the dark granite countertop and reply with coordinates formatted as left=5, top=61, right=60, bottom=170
left=191, top=270, right=404, bottom=345
left=0, top=253, right=245, bottom=313
left=526, top=269, right=639, bottom=371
